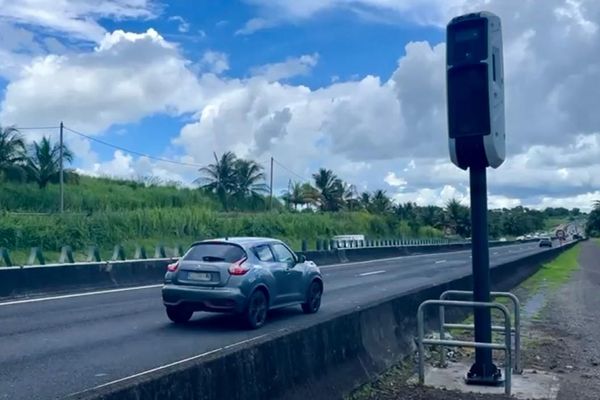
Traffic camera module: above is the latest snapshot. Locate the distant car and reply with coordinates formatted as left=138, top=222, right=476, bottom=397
left=499, top=237, right=507, bottom=242
left=162, top=237, right=323, bottom=329
left=538, top=237, right=553, bottom=248
left=516, top=236, right=525, bottom=241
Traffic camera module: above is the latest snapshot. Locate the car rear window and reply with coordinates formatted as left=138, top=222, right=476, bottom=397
left=183, top=243, right=246, bottom=263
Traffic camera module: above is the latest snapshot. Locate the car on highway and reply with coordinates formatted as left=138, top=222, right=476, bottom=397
left=162, top=237, right=323, bottom=329
left=538, top=237, right=553, bottom=248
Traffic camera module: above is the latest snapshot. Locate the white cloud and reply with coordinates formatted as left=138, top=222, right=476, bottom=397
left=251, top=54, right=319, bottom=81
left=235, top=18, right=273, bottom=35
left=79, top=149, right=192, bottom=184
left=169, top=16, right=190, bottom=33
left=0, top=0, right=157, bottom=42
left=384, top=172, right=407, bottom=188
left=391, top=184, right=467, bottom=207
left=488, top=195, right=521, bottom=210
left=239, top=0, right=469, bottom=33
left=0, top=29, right=203, bottom=133
left=199, top=50, right=229, bottom=74
left=3, top=0, right=600, bottom=211
left=528, top=192, right=600, bottom=212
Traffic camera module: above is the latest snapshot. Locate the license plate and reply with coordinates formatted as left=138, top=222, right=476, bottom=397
left=188, top=272, right=212, bottom=281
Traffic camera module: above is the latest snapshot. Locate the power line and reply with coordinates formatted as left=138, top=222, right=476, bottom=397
left=13, top=126, right=60, bottom=130
left=63, top=126, right=203, bottom=169
left=272, top=158, right=307, bottom=182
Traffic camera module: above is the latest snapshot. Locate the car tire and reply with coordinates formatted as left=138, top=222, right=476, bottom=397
left=166, top=305, right=193, bottom=324
left=302, top=280, right=323, bottom=314
left=243, top=290, right=268, bottom=329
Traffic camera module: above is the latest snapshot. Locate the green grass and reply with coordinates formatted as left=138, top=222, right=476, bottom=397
left=520, top=244, right=581, bottom=292
left=0, top=207, right=445, bottom=265
left=543, top=217, right=568, bottom=231
left=0, top=176, right=218, bottom=213
left=448, top=244, right=582, bottom=338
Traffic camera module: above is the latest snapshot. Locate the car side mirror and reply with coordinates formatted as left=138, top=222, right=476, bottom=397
left=297, top=254, right=307, bottom=263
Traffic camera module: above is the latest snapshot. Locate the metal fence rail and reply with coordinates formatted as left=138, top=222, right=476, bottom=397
left=439, top=290, right=522, bottom=374
left=417, top=299, right=512, bottom=396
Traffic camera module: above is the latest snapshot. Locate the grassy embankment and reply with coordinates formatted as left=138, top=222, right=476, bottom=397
left=0, top=177, right=443, bottom=265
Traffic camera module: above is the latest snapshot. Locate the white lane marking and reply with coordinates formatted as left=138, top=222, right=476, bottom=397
left=358, top=270, right=386, bottom=277
left=0, top=284, right=162, bottom=307
left=77, top=334, right=268, bottom=393
left=320, top=248, right=474, bottom=270
left=493, top=252, right=499, bottom=255
left=435, top=260, right=447, bottom=264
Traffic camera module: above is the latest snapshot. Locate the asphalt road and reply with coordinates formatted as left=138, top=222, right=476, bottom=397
left=0, top=242, right=544, bottom=400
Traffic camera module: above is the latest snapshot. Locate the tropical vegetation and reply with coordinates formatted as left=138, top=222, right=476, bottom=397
left=0, top=125, right=587, bottom=263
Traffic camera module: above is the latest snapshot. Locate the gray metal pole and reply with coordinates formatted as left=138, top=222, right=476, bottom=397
left=59, top=121, right=64, bottom=214
left=269, top=157, right=274, bottom=210
left=466, top=165, right=501, bottom=385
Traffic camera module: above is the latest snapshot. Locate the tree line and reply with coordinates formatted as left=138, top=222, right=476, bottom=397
left=0, top=126, right=75, bottom=188
left=587, top=201, right=600, bottom=237
left=1, top=126, right=592, bottom=238
left=196, top=151, right=587, bottom=237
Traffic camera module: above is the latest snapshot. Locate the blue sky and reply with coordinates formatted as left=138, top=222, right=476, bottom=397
left=1, top=0, right=600, bottom=210
left=86, top=1, right=444, bottom=160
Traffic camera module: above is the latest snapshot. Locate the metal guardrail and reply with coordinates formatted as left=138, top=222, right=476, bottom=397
left=417, top=299, right=512, bottom=396
left=439, top=290, right=522, bottom=374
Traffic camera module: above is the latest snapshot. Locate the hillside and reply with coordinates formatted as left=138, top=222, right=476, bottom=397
left=0, top=175, right=583, bottom=265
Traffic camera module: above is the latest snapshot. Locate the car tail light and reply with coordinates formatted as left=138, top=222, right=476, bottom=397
left=228, top=257, right=249, bottom=275
left=167, top=261, right=179, bottom=272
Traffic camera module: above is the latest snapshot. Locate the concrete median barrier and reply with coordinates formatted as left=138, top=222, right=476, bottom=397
left=0, top=239, right=540, bottom=300
left=0, top=259, right=172, bottom=298
left=68, top=241, right=578, bottom=400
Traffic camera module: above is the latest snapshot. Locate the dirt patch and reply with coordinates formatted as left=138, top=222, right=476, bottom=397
left=347, top=362, right=512, bottom=400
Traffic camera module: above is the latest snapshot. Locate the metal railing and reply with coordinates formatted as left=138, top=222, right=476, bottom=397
left=439, top=290, right=522, bottom=374
left=417, top=299, right=512, bottom=396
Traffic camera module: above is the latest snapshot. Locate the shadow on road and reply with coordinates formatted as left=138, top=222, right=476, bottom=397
left=162, top=306, right=306, bottom=332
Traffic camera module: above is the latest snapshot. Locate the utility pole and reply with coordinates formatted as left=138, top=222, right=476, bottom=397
left=60, top=121, right=64, bottom=214
left=288, top=179, right=292, bottom=211
left=269, top=156, right=274, bottom=210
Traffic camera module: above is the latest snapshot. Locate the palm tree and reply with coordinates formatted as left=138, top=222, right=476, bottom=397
left=343, top=183, right=360, bottom=211
left=395, top=202, right=417, bottom=220
left=0, top=126, right=26, bottom=181
left=301, top=182, right=320, bottom=207
left=360, top=192, right=371, bottom=211
left=312, top=168, right=344, bottom=212
left=419, top=205, right=444, bottom=229
left=233, top=158, right=268, bottom=200
left=26, top=136, right=73, bottom=189
left=445, top=198, right=470, bottom=237
left=282, top=181, right=309, bottom=210
left=195, top=152, right=238, bottom=211
left=371, top=189, right=392, bottom=214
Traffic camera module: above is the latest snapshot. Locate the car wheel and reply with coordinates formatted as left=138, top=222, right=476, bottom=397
left=302, top=280, right=323, bottom=314
left=243, top=290, right=268, bottom=329
left=166, top=305, right=193, bottom=324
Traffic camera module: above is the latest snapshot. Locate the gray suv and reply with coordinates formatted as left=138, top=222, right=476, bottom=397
left=162, top=237, right=323, bottom=329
